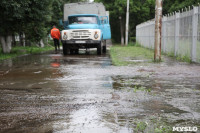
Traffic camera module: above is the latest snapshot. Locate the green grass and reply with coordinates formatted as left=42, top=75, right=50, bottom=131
left=110, top=44, right=154, bottom=66
left=133, top=117, right=173, bottom=133
left=0, top=46, right=54, bottom=60
left=133, top=86, right=152, bottom=93
left=135, top=122, right=147, bottom=132
left=176, top=55, right=192, bottom=63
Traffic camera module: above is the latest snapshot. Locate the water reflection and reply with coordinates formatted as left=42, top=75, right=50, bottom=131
left=51, top=62, right=60, bottom=68
left=52, top=108, right=112, bottom=133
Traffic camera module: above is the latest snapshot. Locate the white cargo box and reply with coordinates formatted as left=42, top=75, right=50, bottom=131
left=64, top=2, right=107, bottom=21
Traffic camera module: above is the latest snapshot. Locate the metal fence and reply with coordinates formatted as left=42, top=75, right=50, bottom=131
left=136, top=6, right=200, bottom=63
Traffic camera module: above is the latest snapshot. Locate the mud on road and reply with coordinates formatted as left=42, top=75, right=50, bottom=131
left=0, top=50, right=200, bottom=133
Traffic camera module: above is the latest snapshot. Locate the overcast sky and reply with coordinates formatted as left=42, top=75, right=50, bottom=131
left=89, top=0, right=94, bottom=2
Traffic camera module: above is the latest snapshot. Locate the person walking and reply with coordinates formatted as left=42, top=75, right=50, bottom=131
left=51, top=25, right=61, bottom=52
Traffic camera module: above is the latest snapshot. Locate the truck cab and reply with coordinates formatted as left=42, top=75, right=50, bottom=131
left=61, top=3, right=111, bottom=55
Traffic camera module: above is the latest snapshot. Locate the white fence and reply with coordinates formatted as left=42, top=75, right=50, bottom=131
left=136, top=6, right=200, bottom=63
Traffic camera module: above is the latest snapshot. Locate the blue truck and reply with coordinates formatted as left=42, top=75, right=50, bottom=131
left=61, top=2, right=111, bottom=55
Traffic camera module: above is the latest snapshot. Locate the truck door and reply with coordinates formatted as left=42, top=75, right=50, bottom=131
left=100, top=16, right=111, bottom=40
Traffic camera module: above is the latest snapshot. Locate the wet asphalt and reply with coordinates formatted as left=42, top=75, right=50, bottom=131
left=0, top=49, right=200, bottom=133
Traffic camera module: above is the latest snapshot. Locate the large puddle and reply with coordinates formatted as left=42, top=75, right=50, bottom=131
left=0, top=50, right=200, bottom=132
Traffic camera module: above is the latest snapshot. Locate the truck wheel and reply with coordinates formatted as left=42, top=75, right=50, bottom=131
left=63, top=44, right=68, bottom=55
left=75, top=49, right=79, bottom=54
left=70, top=49, right=74, bottom=54
left=70, top=49, right=78, bottom=54
left=97, top=40, right=102, bottom=55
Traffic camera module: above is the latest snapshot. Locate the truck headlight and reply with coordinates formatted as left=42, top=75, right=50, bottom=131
left=94, top=31, right=99, bottom=39
left=63, top=32, right=68, bottom=40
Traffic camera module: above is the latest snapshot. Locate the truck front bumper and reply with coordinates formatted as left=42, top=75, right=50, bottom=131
left=61, top=40, right=101, bottom=49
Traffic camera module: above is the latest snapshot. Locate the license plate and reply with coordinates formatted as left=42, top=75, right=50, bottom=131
left=75, top=41, right=86, bottom=43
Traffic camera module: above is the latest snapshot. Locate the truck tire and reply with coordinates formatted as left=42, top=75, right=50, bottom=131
left=97, top=40, right=102, bottom=55
left=63, top=44, right=69, bottom=55
left=70, top=49, right=74, bottom=54
left=70, top=49, right=78, bottom=54
left=75, top=49, right=79, bottom=54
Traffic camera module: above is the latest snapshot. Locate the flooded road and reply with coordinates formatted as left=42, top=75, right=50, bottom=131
left=0, top=50, right=200, bottom=133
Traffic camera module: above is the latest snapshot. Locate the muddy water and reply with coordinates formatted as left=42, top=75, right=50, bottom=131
left=0, top=50, right=200, bottom=133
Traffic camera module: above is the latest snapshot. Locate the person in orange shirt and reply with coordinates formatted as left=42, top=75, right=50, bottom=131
left=51, top=25, right=61, bottom=52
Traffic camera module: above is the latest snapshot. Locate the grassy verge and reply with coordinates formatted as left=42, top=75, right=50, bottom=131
left=0, top=46, right=54, bottom=60
left=176, top=55, right=192, bottom=63
left=163, top=52, right=192, bottom=63
left=132, top=117, right=173, bottom=133
left=110, top=44, right=154, bottom=66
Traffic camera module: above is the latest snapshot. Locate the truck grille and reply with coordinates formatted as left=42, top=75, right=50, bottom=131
left=70, top=30, right=91, bottom=39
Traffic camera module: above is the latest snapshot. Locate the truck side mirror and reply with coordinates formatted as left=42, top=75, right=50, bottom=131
left=59, top=19, right=63, bottom=26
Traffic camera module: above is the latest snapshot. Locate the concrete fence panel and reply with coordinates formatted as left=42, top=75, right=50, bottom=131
left=136, top=6, right=200, bottom=63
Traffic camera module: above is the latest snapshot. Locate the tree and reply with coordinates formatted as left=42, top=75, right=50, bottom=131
left=0, top=0, right=27, bottom=53
left=23, top=0, right=53, bottom=44
left=0, top=0, right=53, bottom=53
left=163, top=0, right=200, bottom=14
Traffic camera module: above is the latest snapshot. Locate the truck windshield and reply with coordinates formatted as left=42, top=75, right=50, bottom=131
left=69, top=16, right=97, bottom=24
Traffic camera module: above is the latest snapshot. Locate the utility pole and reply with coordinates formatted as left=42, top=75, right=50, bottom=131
left=119, top=16, right=124, bottom=45
left=154, top=0, right=162, bottom=61
left=125, top=0, right=130, bottom=46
